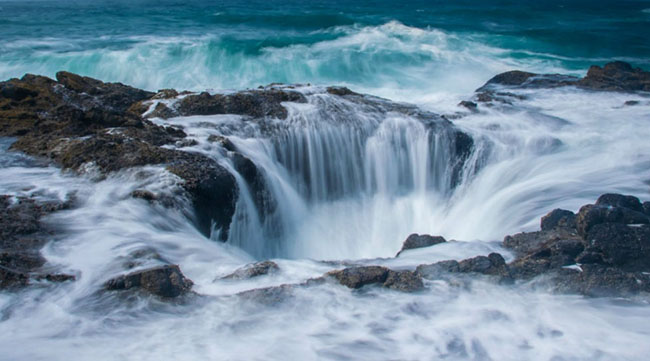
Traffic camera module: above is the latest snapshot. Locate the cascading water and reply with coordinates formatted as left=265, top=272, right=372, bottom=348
left=155, top=90, right=474, bottom=259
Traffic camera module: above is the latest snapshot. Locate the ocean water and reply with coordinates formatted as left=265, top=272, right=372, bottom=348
left=2, top=1, right=650, bottom=360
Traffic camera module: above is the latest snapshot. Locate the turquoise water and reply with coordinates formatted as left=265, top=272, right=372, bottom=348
left=1, top=0, right=649, bottom=95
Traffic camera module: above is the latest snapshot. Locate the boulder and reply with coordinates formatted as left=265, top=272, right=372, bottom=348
left=396, top=233, right=446, bottom=256
left=540, top=209, right=576, bottom=231
left=383, top=270, right=424, bottom=292
left=502, top=227, right=581, bottom=258
left=105, top=265, right=193, bottom=298
left=327, top=266, right=389, bottom=289
left=595, top=193, right=645, bottom=213
left=578, top=223, right=650, bottom=272
left=575, top=203, right=649, bottom=237
left=578, top=61, right=650, bottom=92
left=222, top=261, right=280, bottom=280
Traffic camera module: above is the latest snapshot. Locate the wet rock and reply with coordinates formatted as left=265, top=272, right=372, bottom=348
left=458, top=253, right=510, bottom=279
left=383, top=270, right=424, bottom=292
left=575, top=203, right=649, bottom=237
left=578, top=61, right=650, bottom=92
left=222, top=261, right=280, bottom=280
left=624, top=100, right=640, bottom=106
left=152, top=89, right=179, bottom=100
left=480, top=70, right=537, bottom=88
left=476, top=61, right=650, bottom=94
left=458, top=100, right=478, bottom=112
left=0, top=195, right=75, bottom=289
left=327, top=266, right=389, bottom=289
left=147, top=102, right=177, bottom=119
left=131, top=190, right=157, bottom=202
left=579, top=223, right=650, bottom=272
left=552, top=264, right=650, bottom=297
left=105, top=265, right=193, bottom=298
left=508, top=239, right=584, bottom=280
left=176, top=89, right=306, bottom=119
left=644, top=201, right=650, bottom=216
left=326, top=86, right=359, bottom=96
left=34, top=273, right=76, bottom=283
left=540, top=209, right=576, bottom=231
left=503, top=227, right=581, bottom=258
left=237, top=284, right=295, bottom=305
left=595, top=193, right=644, bottom=213
left=396, top=233, right=446, bottom=256
left=416, top=260, right=461, bottom=280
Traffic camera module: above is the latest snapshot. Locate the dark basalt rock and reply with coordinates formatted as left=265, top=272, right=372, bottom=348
left=416, top=260, right=461, bottom=279
left=552, top=264, right=650, bottom=297
left=578, top=61, right=650, bottom=92
left=0, top=195, right=74, bottom=289
left=458, top=100, right=478, bottom=112
left=575, top=203, right=649, bottom=237
left=326, top=265, right=424, bottom=293
left=327, top=266, right=389, bottom=289
left=396, top=233, right=446, bottom=256
left=383, top=270, right=424, bottom=292
left=502, top=227, right=581, bottom=259
left=500, top=193, right=650, bottom=297
left=176, top=89, right=307, bottom=119
left=326, top=86, right=360, bottom=96
left=644, top=201, right=650, bottom=216
left=595, top=193, right=644, bottom=213
left=105, top=265, right=193, bottom=298
left=579, top=223, right=650, bottom=272
left=540, top=209, right=576, bottom=231
left=222, top=261, right=280, bottom=280
left=0, top=73, right=240, bottom=240
left=476, top=61, right=649, bottom=95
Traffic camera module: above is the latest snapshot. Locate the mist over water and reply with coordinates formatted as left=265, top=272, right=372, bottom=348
left=2, top=0, right=650, bottom=360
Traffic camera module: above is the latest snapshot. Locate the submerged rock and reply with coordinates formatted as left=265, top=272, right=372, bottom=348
left=105, top=265, right=193, bottom=298
left=396, top=233, right=446, bottom=256
left=0, top=195, right=74, bottom=289
left=222, top=261, right=280, bottom=280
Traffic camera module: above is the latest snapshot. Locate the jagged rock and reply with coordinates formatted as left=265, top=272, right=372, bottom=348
left=327, top=265, right=424, bottom=293
left=147, top=102, right=177, bottom=119
left=578, top=223, right=650, bottom=272
left=326, top=86, right=359, bottom=96
left=508, top=239, right=584, bottom=279
left=1, top=195, right=74, bottom=289
left=327, top=266, right=389, bottom=289
left=458, top=100, right=478, bottom=112
left=540, top=209, right=576, bottom=231
left=383, top=270, right=424, bottom=292
left=459, top=253, right=510, bottom=278
left=575, top=203, right=649, bottom=237
left=503, top=227, right=581, bottom=258
left=105, top=265, right=193, bottom=298
left=595, top=193, right=645, bottom=213
left=578, top=61, right=650, bottom=92
left=222, top=261, right=280, bottom=280
left=396, top=233, right=446, bottom=256
left=476, top=61, right=650, bottom=94
left=552, top=265, right=650, bottom=297
left=152, top=89, right=179, bottom=99
left=176, top=89, right=306, bottom=119
left=416, top=260, right=461, bottom=279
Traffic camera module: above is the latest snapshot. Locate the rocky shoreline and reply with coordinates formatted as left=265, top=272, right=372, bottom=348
left=1, top=62, right=649, bottom=300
